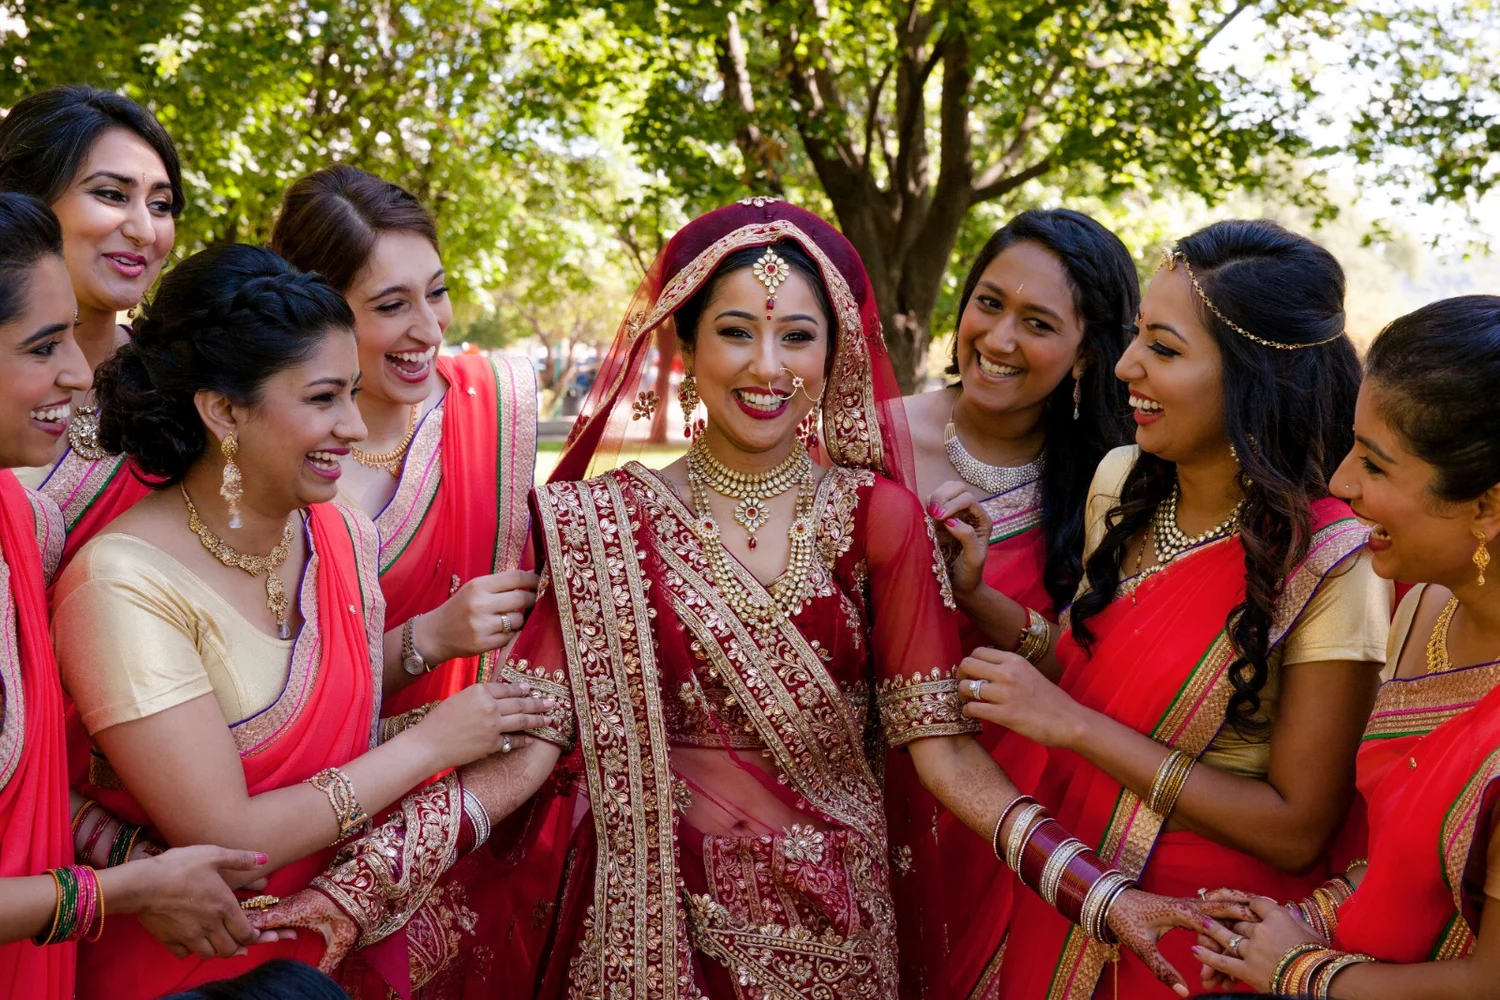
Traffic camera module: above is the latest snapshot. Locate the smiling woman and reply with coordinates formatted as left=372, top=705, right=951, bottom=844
left=0, top=85, right=184, bottom=574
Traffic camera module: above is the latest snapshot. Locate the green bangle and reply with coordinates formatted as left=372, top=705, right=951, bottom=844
left=1270, top=942, right=1324, bottom=994
left=34, top=867, right=80, bottom=946
left=107, top=824, right=143, bottom=869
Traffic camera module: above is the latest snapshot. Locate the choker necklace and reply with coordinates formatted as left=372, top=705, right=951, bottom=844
left=67, top=404, right=108, bottom=462
left=687, top=447, right=817, bottom=626
left=1150, top=484, right=1242, bottom=565
left=351, top=404, right=419, bottom=477
left=181, top=485, right=296, bottom=639
left=943, top=409, right=1043, bottom=495
left=687, top=438, right=811, bottom=549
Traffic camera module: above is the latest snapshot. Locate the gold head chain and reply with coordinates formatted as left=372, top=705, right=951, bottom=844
left=1159, top=248, right=1344, bottom=351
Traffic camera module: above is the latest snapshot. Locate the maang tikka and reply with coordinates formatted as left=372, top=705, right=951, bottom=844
left=752, top=248, right=788, bottom=320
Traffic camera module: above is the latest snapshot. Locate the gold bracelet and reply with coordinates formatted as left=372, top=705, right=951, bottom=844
left=1014, top=608, right=1051, bottom=663
left=305, top=767, right=370, bottom=841
left=1146, top=749, right=1195, bottom=817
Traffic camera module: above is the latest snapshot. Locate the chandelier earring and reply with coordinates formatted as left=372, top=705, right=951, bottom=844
left=1071, top=376, right=1082, bottom=421
left=219, top=432, right=244, bottom=530
left=1475, top=528, right=1491, bottom=587
left=678, top=373, right=702, bottom=441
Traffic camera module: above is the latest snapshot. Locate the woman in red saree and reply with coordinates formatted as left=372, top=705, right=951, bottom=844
left=0, top=86, right=187, bottom=574
left=897, top=210, right=1137, bottom=997
left=0, top=193, right=300, bottom=997
left=51, top=243, right=551, bottom=998
left=269, top=166, right=539, bottom=723
left=957, top=221, right=1391, bottom=999
left=1194, top=296, right=1500, bottom=996
left=249, top=200, right=1254, bottom=1000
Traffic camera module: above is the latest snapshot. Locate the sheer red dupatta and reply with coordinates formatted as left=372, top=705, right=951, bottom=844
left=0, top=472, right=73, bottom=998
left=1000, top=498, right=1368, bottom=1000
left=380, top=352, right=538, bottom=717
left=76, top=501, right=384, bottom=997
left=1333, top=659, right=1500, bottom=963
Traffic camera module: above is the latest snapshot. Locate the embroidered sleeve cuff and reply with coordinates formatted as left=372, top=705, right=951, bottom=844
left=875, top=669, right=980, bottom=747
left=500, top=658, right=575, bottom=752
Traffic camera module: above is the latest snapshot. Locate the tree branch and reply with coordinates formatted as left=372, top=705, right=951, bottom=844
left=1180, top=1, right=1253, bottom=67
left=971, top=157, right=1053, bottom=203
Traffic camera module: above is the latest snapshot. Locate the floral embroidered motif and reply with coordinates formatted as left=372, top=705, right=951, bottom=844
left=924, top=515, right=957, bottom=611
left=633, top=391, right=660, bottom=421
left=498, top=658, right=575, bottom=751
left=890, top=845, right=914, bottom=876
left=783, top=824, right=828, bottom=865
left=874, top=669, right=980, bottom=747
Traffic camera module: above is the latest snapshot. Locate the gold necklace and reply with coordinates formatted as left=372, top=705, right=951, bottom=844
left=67, top=404, right=108, bottom=461
left=181, top=485, right=296, bottom=639
left=686, top=451, right=818, bottom=626
left=687, top=438, right=810, bottom=549
left=350, top=404, right=419, bottom=477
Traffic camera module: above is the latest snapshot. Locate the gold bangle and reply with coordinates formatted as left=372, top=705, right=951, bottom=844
left=1014, top=608, right=1051, bottom=663
left=305, top=767, right=370, bottom=842
left=1005, top=803, right=1048, bottom=873
left=1146, top=749, right=1195, bottom=817
left=1313, top=952, right=1375, bottom=997
left=1039, top=838, right=1089, bottom=907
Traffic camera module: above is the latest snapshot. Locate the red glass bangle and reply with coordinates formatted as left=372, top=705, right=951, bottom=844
left=1018, top=818, right=1072, bottom=890
left=1054, top=846, right=1114, bottom=924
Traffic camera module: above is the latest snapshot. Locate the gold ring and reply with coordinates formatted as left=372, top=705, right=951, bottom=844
left=497, top=612, right=514, bottom=634
left=239, top=894, right=280, bottom=911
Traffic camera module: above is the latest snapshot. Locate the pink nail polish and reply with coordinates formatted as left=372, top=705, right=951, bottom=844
left=946, top=518, right=960, bottom=527
left=254, top=852, right=269, bottom=865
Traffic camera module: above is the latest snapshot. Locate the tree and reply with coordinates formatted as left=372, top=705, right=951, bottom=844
left=0, top=0, right=624, bottom=299
left=585, top=0, right=1496, bottom=390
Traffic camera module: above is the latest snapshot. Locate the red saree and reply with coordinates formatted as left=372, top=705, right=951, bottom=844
left=75, top=501, right=385, bottom=997
left=36, top=448, right=152, bottom=582
left=378, top=353, right=538, bottom=718
left=1332, top=636, right=1500, bottom=963
left=500, top=463, right=974, bottom=1000
left=999, top=499, right=1368, bottom=1000
left=0, top=472, right=72, bottom=998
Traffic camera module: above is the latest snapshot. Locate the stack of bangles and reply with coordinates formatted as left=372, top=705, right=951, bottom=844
left=72, top=799, right=161, bottom=868
left=1147, top=749, right=1196, bottom=818
left=1270, top=942, right=1375, bottom=996
left=1287, top=874, right=1356, bottom=942
left=992, top=795, right=1134, bottom=943
left=1013, top=608, right=1050, bottom=664
left=33, top=865, right=106, bottom=945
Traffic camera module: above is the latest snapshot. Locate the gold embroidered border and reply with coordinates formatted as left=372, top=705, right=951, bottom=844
left=23, top=487, right=64, bottom=586
left=39, top=449, right=125, bottom=531
left=924, top=516, right=957, bottom=611
left=374, top=402, right=444, bottom=574
left=982, top=480, right=1044, bottom=544
left=1441, top=747, right=1500, bottom=921
left=1431, top=913, right=1476, bottom=962
left=1046, top=518, right=1370, bottom=999
left=530, top=474, right=695, bottom=1000
left=497, top=656, right=575, bottom=752
left=1363, top=662, right=1500, bottom=740
left=490, top=353, right=539, bottom=574
left=874, top=671, right=980, bottom=747
left=0, top=557, right=23, bottom=792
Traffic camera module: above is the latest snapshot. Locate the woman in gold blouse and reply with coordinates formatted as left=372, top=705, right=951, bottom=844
left=51, top=243, right=554, bottom=997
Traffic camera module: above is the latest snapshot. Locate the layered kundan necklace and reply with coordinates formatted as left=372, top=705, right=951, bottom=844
left=943, top=408, right=1043, bottom=495
left=1133, top=483, right=1243, bottom=594
left=181, top=485, right=296, bottom=638
left=686, top=437, right=818, bottom=624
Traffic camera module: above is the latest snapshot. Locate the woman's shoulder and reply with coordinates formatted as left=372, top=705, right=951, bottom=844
left=54, top=530, right=195, bottom=613
left=1092, top=445, right=1140, bottom=499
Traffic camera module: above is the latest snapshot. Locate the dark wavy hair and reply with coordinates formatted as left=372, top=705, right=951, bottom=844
left=1070, top=220, right=1361, bottom=737
left=0, top=85, right=183, bottom=215
left=269, top=164, right=439, bottom=293
left=671, top=240, right=835, bottom=361
left=0, top=193, right=64, bottom=326
left=1364, top=295, right=1500, bottom=506
left=161, top=959, right=347, bottom=1000
left=94, top=244, right=355, bottom=485
left=945, top=209, right=1137, bottom=611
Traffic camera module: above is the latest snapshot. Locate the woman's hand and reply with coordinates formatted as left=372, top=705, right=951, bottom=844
left=417, top=570, right=540, bottom=662
left=927, top=482, right=992, bottom=601
left=111, top=846, right=288, bottom=959
left=1194, top=893, right=1322, bottom=993
left=246, top=889, right=356, bottom=974
left=1106, top=888, right=1258, bottom=997
left=406, top=681, right=555, bottom=772
left=959, top=648, right=1087, bottom=747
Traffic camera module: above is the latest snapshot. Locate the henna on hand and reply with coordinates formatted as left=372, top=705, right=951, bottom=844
left=247, top=890, right=357, bottom=974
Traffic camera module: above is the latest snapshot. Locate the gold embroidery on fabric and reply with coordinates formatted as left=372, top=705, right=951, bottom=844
left=373, top=403, right=444, bottom=574
left=1363, top=663, right=1500, bottom=740
left=1047, top=519, right=1370, bottom=999
left=0, top=556, right=22, bottom=792
left=924, top=516, right=957, bottom=611
left=23, top=488, right=64, bottom=586
left=498, top=658, right=575, bottom=751
left=38, top=450, right=127, bottom=531
left=874, top=670, right=980, bottom=747
left=1441, top=747, right=1500, bottom=923
left=890, top=845, right=914, bottom=876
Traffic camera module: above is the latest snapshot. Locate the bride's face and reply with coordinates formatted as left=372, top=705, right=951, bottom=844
left=686, top=265, right=829, bottom=461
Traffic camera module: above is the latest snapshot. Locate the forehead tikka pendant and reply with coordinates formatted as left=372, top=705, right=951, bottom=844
left=752, top=247, right=788, bottom=320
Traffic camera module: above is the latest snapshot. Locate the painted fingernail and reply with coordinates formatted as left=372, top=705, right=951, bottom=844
left=1191, top=946, right=1206, bottom=956
left=945, top=518, right=960, bottom=527
left=1200, top=918, right=1214, bottom=929
left=254, top=852, right=269, bottom=865
left=927, top=503, right=941, bottom=516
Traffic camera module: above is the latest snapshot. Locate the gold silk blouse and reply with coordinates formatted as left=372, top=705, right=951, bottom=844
left=53, top=532, right=293, bottom=734
left=1081, top=446, right=1390, bottom=779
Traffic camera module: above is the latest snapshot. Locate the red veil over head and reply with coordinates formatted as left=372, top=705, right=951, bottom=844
left=550, top=198, right=915, bottom=490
